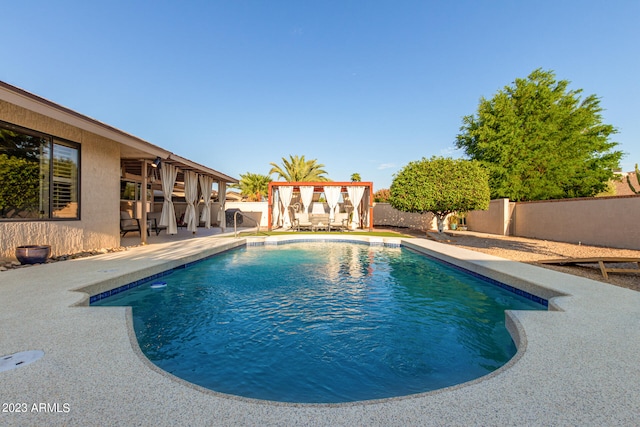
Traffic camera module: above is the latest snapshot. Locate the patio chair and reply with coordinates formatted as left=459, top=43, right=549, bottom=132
left=176, top=212, right=187, bottom=229
left=120, top=211, right=148, bottom=237
left=147, top=212, right=167, bottom=235
left=296, top=211, right=313, bottom=231
left=329, top=212, right=350, bottom=232
left=288, top=206, right=300, bottom=231
left=286, top=206, right=309, bottom=231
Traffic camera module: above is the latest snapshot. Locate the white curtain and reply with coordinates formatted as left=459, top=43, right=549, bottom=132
left=323, top=186, right=341, bottom=221
left=184, top=171, right=199, bottom=233
left=199, top=175, right=214, bottom=228
left=159, top=163, right=178, bottom=234
left=279, top=185, right=294, bottom=228
left=299, top=185, right=314, bottom=214
left=347, top=186, right=365, bottom=229
left=271, top=188, right=280, bottom=227
left=218, top=182, right=226, bottom=225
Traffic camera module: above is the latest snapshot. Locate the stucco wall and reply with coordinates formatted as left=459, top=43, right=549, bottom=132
left=464, top=195, right=640, bottom=250
left=511, top=196, right=640, bottom=250
left=225, top=202, right=269, bottom=228
left=372, top=203, right=436, bottom=231
left=466, top=198, right=510, bottom=235
left=1, top=101, right=121, bottom=259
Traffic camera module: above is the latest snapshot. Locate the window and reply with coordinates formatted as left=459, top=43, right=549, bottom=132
left=0, top=121, right=80, bottom=220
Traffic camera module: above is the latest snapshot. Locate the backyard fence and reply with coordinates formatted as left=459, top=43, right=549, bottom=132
left=466, top=196, right=640, bottom=250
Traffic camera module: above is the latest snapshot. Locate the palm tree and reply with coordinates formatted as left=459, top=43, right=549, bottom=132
left=350, top=173, right=361, bottom=182
left=233, top=172, right=271, bottom=201
left=269, top=155, right=330, bottom=182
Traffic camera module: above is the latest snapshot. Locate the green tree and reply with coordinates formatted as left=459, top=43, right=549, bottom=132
left=456, top=68, right=622, bottom=201
left=232, top=172, right=271, bottom=201
left=374, top=188, right=390, bottom=202
left=269, top=155, right=329, bottom=182
left=389, top=157, right=490, bottom=233
left=350, top=173, right=361, bottom=182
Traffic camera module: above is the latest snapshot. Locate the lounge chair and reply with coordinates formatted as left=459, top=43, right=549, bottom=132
left=120, top=211, right=148, bottom=237
left=329, top=212, right=350, bottom=232
left=288, top=206, right=313, bottom=231
left=297, top=212, right=313, bottom=231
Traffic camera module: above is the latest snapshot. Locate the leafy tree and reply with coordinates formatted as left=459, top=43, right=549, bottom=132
left=374, top=188, right=390, bottom=202
left=389, top=157, right=490, bottom=232
left=456, top=68, right=622, bottom=201
left=232, top=172, right=271, bottom=201
left=350, top=173, right=361, bottom=182
left=269, top=155, right=329, bottom=182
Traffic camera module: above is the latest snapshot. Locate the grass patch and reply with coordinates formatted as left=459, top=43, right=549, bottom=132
left=234, top=230, right=413, bottom=238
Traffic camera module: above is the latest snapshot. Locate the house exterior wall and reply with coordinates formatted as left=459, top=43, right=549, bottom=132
left=0, top=100, right=121, bottom=259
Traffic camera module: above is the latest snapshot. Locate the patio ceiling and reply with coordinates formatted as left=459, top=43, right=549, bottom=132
left=120, top=156, right=237, bottom=184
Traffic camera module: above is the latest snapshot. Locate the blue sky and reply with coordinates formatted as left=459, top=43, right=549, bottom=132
left=2, top=1, right=638, bottom=190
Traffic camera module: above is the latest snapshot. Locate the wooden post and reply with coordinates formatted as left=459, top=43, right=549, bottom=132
left=140, top=160, right=148, bottom=245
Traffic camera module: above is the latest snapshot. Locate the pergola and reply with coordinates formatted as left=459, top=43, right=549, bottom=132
left=268, top=181, right=374, bottom=231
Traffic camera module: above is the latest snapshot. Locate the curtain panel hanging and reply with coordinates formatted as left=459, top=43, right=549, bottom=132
left=271, top=188, right=280, bottom=227
left=299, top=186, right=314, bottom=214
left=347, top=186, right=365, bottom=229
left=159, top=163, right=179, bottom=234
left=279, top=185, right=294, bottom=228
left=199, top=175, right=214, bottom=228
left=323, top=186, right=341, bottom=221
left=184, top=171, right=199, bottom=233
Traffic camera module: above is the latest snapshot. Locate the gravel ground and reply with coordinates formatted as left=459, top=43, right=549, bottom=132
left=381, top=227, right=640, bottom=292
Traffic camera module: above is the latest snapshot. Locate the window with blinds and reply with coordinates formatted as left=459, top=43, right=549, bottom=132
left=52, top=142, right=79, bottom=218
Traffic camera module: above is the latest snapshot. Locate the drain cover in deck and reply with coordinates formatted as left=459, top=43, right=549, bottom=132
left=0, top=350, right=45, bottom=372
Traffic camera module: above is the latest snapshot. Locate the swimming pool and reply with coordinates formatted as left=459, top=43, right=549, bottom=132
left=94, top=241, right=545, bottom=403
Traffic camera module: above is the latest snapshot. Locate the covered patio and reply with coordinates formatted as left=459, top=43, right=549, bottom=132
left=268, top=181, right=374, bottom=231
left=0, top=80, right=238, bottom=258
left=119, top=151, right=238, bottom=246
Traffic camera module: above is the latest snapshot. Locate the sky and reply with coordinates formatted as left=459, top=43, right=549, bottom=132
left=2, top=1, right=638, bottom=190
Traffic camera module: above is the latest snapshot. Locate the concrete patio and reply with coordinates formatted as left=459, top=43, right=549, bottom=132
left=1, top=233, right=640, bottom=426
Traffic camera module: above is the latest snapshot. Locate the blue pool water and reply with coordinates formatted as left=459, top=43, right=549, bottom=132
left=95, top=242, right=545, bottom=403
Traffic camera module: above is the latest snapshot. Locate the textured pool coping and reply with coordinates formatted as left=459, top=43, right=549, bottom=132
left=1, top=234, right=640, bottom=426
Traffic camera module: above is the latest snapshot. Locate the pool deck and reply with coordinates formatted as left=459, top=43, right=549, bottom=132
left=1, top=233, right=640, bottom=426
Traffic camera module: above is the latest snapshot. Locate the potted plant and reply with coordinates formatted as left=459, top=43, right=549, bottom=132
left=448, top=214, right=459, bottom=230
left=15, top=245, right=51, bottom=264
